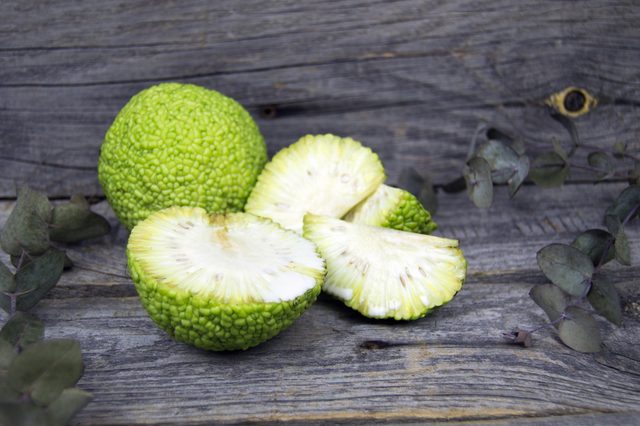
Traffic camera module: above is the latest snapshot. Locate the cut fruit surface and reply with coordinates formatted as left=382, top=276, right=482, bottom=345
left=303, top=214, right=466, bottom=320
left=127, top=207, right=325, bottom=351
left=344, top=184, right=437, bottom=234
left=245, top=134, right=386, bottom=233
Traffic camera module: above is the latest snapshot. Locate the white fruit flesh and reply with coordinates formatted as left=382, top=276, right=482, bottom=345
left=128, top=207, right=325, bottom=304
left=344, top=184, right=401, bottom=224
left=303, top=214, right=466, bottom=320
left=245, top=134, right=385, bottom=233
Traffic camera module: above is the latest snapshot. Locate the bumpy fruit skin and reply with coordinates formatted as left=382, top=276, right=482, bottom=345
left=98, top=83, right=267, bottom=230
left=345, top=185, right=437, bottom=234
left=128, top=251, right=323, bottom=351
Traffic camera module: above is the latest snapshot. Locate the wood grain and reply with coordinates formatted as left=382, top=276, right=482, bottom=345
left=2, top=0, right=640, bottom=196
left=1, top=1, right=640, bottom=424
left=34, top=277, right=640, bottom=424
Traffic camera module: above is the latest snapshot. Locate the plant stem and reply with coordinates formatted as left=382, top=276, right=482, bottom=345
left=574, top=143, right=640, bottom=162
left=568, top=162, right=627, bottom=179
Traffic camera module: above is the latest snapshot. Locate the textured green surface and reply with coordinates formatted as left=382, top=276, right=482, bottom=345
left=345, top=185, right=437, bottom=235
left=128, top=250, right=323, bottom=351
left=379, top=190, right=437, bottom=234
left=99, top=83, right=267, bottom=230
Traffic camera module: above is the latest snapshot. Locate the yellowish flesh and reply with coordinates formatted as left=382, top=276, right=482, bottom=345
left=245, top=134, right=385, bottom=233
left=128, top=207, right=325, bottom=304
left=303, top=214, right=466, bottom=320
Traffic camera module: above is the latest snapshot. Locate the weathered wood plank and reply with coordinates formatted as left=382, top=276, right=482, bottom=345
left=1, top=0, right=640, bottom=196
left=31, top=277, right=640, bottom=424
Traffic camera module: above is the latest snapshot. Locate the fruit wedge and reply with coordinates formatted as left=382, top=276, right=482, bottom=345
left=245, top=134, right=385, bottom=233
left=303, top=214, right=466, bottom=320
left=127, top=207, right=325, bottom=351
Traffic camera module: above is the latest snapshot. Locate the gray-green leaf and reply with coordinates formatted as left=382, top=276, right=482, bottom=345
left=612, top=141, right=626, bottom=158
left=46, top=388, right=92, bottom=426
left=552, top=139, right=569, bottom=162
left=588, top=275, right=622, bottom=325
left=528, top=152, right=569, bottom=188
left=464, top=157, right=493, bottom=209
left=0, top=186, right=52, bottom=256
left=0, top=402, right=48, bottom=426
left=49, top=197, right=111, bottom=244
left=0, top=312, right=44, bottom=351
left=0, top=339, right=16, bottom=370
left=587, top=151, right=614, bottom=179
left=7, top=339, right=84, bottom=406
left=529, top=284, right=569, bottom=325
left=0, top=380, right=21, bottom=403
left=0, top=262, right=16, bottom=314
left=614, top=228, right=631, bottom=265
left=508, top=156, right=530, bottom=198
left=537, top=244, right=594, bottom=296
left=476, top=140, right=520, bottom=184
left=571, top=229, right=615, bottom=266
left=558, top=307, right=602, bottom=353
left=605, top=185, right=640, bottom=234
left=486, top=127, right=526, bottom=156
left=15, top=248, right=65, bottom=311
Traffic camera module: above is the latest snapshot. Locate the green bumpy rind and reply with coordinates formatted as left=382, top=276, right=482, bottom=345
left=383, top=191, right=437, bottom=234
left=99, top=83, right=267, bottom=230
left=127, top=249, right=323, bottom=351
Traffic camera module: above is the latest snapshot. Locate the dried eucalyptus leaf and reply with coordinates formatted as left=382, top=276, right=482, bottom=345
left=528, top=152, right=568, bottom=188
left=571, top=229, right=615, bottom=266
left=529, top=284, right=569, bottom=325
left=0, top=312, right=44, bottom=351
left=0, top=339, right=16, bottom=370
left=587, top=151, right=614, bottom=179
left=614, top=228, right=631, bottom=265
left=9, top=255, right=21, bottom=269
left=0, top=261, right=16, bottom=314
left=15, top=248, right=65, bottom=311
left=551, top=139, right=569, bottom=161
left=558, top=307, right=602, bottom=353
left=7, top=339, right=84, bottom=406
left=612, top=141, right=626, bottom=158
left=46, top=388, right=92, bottom=426
left=588, top=275, right=622, bottom=325
left=49, top=199, right=111, bottom=244
left=0, top=401, right=48, bottom=426
left=0, top=186, right=52, bottom=256
left=537, top=244, right=593, bottom=296
left=605, top=185, right=640, bottom=234
left=464, top=157, right=493, bottom=209
left=0, top=380, right=21, bottom=403
left=476, top=140, right=520, bottom=184
left=0, top=261, right=15, bottom=294
left=486, top=127, right=525, bottom=155
left=508, top=155, right=530, bottom=197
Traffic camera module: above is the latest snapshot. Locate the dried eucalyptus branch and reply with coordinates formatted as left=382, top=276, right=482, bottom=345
left=504, top=185, right=639, bottom=352
left=0, top=185, right=111, bottom=426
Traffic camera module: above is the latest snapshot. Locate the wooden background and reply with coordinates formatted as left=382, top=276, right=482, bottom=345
left=1, top=0, right=639, bottom=424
